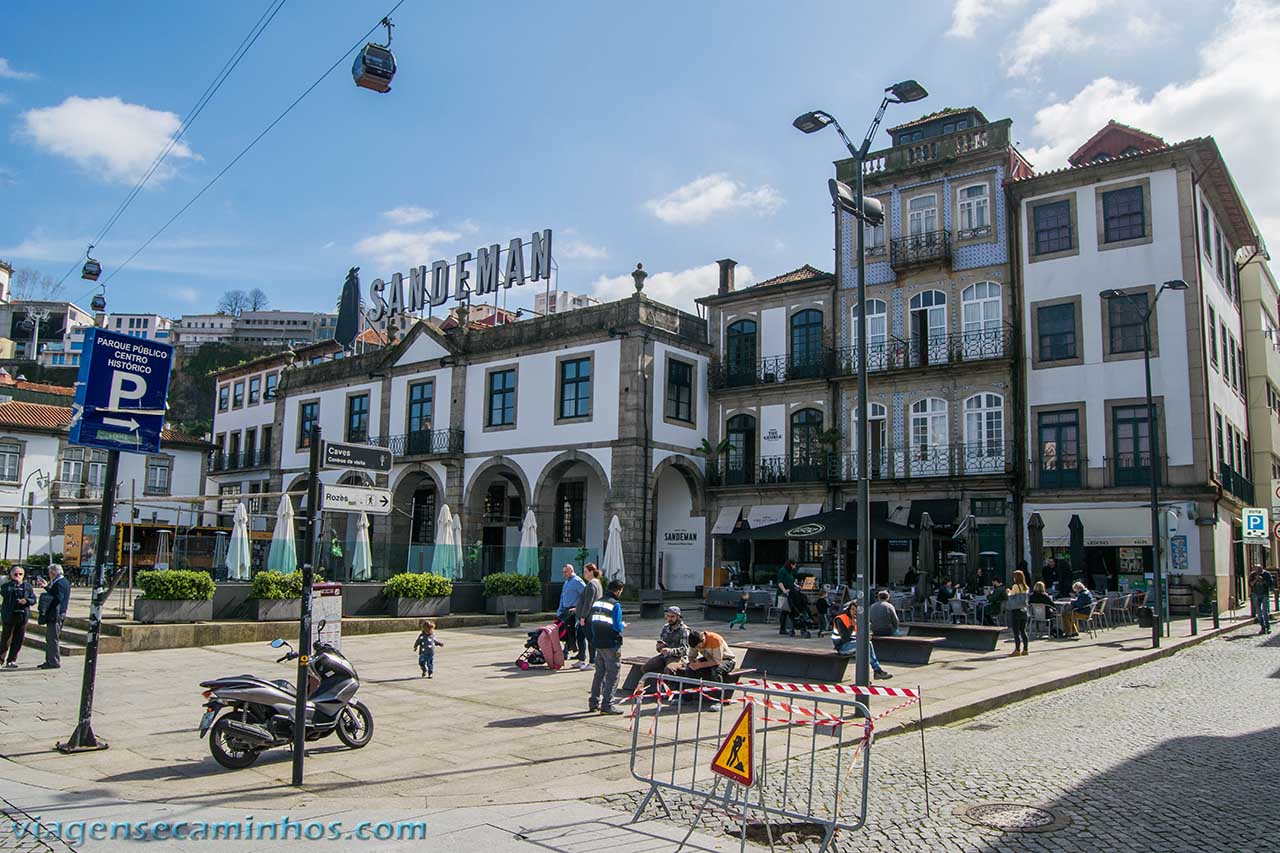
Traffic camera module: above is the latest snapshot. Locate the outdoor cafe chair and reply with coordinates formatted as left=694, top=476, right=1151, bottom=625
left=1028, top=603, right=1051, bottom=639
left=1078, top=601, right=1102, bottom=639
left=948, top=598, right=971, bottom=624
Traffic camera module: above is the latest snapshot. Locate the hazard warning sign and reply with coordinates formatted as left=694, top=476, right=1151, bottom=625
left=709, top=704, right=755, bottom=786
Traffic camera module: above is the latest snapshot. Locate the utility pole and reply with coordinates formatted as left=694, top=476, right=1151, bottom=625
left=292, top=424, right=321, bottom=786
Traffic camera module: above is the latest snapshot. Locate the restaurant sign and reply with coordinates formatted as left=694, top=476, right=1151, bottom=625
left=367, top=228, right=553, bottom=323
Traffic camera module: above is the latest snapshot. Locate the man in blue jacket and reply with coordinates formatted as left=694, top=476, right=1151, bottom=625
left=589, top=579, right=625, bottom=715
left=558, top=564, right=586, bottom=658
left=38, top=564, right=71, bottom=669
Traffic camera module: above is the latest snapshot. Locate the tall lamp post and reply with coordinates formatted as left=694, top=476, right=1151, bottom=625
left=794, top=80, right=928, bottom=692
left=1102, top=279, right=1187, bottom=648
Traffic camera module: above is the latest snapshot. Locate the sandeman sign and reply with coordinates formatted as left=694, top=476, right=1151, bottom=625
left=709, top=704, right=755, bottom=787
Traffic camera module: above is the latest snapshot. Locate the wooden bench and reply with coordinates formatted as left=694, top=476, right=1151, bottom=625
left=616, top=655, right=756, bottom=700
left=899, top=621, right=1004, bottom=652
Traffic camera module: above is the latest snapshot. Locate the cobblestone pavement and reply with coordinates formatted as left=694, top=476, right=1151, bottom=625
left=0, top=796, right=73, bottom=853
left=598, top=629, right=1280, bottom=852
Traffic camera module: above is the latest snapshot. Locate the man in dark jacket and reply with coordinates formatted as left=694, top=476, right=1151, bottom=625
left=588, top=579, right=625, bottom=715
left=39, top=564, right=71, bottom=669
left=1249, top=565, right=1275, bottom=634
left=0, top=566, right=36, bottom=667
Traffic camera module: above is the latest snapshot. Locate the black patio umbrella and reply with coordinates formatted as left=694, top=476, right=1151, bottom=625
left=918, top=512, right=935, bottom=590
left=1027, top=512, right=1044, bottom=584
left=335, top=266, right=362, bottom=348
left=719, top=507, right=915, bottom=541
left=1067, top=513, right=1086, bottom=595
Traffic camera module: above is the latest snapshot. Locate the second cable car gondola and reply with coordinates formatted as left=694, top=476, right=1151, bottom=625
left=82, top=244, right=102, bottom=281
left=353, top=17, right=395, bottom=93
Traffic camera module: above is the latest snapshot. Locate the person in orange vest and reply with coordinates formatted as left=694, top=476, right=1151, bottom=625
left=831, top=598, right=891, bottom=680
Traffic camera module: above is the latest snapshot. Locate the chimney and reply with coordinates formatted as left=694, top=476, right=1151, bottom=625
left=717, top=258, right=737, bottom=295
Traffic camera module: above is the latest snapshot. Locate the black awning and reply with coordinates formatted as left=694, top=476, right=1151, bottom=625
left=717, top=507, right=916, bottom=541
left=909, top=499, right=959, bottom=528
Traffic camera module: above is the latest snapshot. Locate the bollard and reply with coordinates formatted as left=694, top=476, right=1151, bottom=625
left=1212, top=606, right=1220, bottom=630
left=1189, top=609, right=1197, bottom=636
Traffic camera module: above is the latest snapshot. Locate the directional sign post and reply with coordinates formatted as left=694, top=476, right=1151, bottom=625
left=320, top=483, right=393, bottom=515
left=59, top=328, right=174, bottom=755
left=323, top=440, right=392, bottom=473
left=1244, top=507, right=1269, bottom=541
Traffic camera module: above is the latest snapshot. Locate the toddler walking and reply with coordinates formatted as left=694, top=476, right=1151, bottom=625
left=728, top=590, right=750, bottom=630
left=413, top=619, right=444, bottom=678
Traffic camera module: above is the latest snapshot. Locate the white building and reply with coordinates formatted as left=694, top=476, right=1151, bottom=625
left=0, top=400, right=210, bottom=559
left=0, top=301, right=94, bottom=366
left=1013, top=122, right=1263, bottom=602
left=534, top=290, right=598, bottom=316
left=104, top=313, right=173, bottom=343
left=171, top=313, right=237, bottom=351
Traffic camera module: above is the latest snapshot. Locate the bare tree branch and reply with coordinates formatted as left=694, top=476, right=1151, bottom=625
left=9, top=267, right=64, bottom=301
left=247, top=288, right=270, bottom=311
left=216, top=289, right=250, bottom=316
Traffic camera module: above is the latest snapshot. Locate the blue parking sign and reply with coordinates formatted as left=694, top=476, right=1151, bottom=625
left=1244, top=507, right=1268, bottom=540
left=69, top=328, right=174, bottom=455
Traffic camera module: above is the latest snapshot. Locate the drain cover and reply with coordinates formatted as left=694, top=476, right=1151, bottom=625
left=956, top=802, right=1070, bottom=833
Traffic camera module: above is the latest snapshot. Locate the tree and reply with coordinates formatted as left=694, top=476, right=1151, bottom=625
left=9, top=267, right=63, bottom=301
left=165, top=342, right=270, bottom=437
left=247, top=288, right=270, bottom=311
left=216, top=289, right=250, bottom=316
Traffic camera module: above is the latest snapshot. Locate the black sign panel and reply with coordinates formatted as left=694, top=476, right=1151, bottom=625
left=323, top=440, right=392, bottom=473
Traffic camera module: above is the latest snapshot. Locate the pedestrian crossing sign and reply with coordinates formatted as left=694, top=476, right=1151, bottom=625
left=709, top=704, right=755, bottom=787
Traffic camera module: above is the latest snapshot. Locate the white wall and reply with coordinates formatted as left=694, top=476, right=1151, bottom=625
left=760, top=307, right=786, bottom=359
left=389, top=368, right=452, bottom=434
left=1195, top=184, right=1249, bottom=439
left=654, top=466, right=704, bottom=591
left=280, top=380, right=382, bottom=471
left=650, top=342, right=708, bottom=449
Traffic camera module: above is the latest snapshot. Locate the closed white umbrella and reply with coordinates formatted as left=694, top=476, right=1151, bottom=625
left=452, top=514, right=464, bottom=570
left=227, top=502, right=252, bottom=581
left=516, top=509, right=539, bottom=576
left=266, top=495, right=298, bottom=574
left=434, top=504, right=458, bottom=579
left=602, top=515, right=626, bottom=583
left=351, top=512, right=372, bottom=581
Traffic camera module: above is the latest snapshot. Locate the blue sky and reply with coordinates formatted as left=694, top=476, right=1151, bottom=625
left=1, top=0, right=1276, bottom=319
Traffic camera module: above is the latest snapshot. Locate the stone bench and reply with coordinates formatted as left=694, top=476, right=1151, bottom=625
left=899, top=621, right=1005, bottom=652
left=617, top=655, right=756, bottom=701
left=736, top=642, right=853, bottom=681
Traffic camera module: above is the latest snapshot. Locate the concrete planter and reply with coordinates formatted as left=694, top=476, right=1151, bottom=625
left=133, top=599, right=213, bottom=624
left=386, top=597, right=451, bottom=618
left=486, top=595, right=541, bottom=615
left=251, top=598, right=302, bottom=622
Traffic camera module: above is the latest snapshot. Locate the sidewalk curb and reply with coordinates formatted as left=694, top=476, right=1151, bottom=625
left=878, top=616, right=1254, bottom=737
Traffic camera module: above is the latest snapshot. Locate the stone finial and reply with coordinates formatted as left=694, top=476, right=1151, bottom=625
left=632, top=263, right=647, bottom=294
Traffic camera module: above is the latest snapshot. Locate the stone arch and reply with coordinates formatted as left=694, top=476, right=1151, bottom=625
left=650, top=453, right=705, bottom=517
left=532, top=449, right=613, bottom=565
left=648, top=453, right=708, bottom=591
left=531, top=449, right=612, bottom=508
left=390, top=465, right=447, bottom=574
left=462, top=455, right=533, bottom=513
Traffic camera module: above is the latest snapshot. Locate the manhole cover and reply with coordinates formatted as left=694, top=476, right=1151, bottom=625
left=956, top=802, right=1071, bottom=833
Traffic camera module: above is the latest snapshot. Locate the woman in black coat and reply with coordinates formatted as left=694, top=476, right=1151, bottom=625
left=0, top=566, right=36, bottom=667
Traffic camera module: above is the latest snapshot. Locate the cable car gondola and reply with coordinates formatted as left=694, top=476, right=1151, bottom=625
left=353, top=17, right=395, bottom=93
left=82, top=244, right=102, bottom=281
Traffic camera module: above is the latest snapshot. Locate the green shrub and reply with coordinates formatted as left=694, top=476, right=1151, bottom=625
left=137, top=570, right=216, bottom=601
left=383, top=572, right=453, bottom=598
left=482, top=572, right=541, bottom=597
left=26, top=553, right=63, bottom=569
left=250, top=570, right=310, bottom=600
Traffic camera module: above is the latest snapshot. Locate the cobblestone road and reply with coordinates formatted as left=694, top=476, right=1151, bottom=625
left=599, top=629, right=1280, bottom=852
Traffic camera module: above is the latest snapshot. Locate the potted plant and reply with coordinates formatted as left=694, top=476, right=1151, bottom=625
left=483, top=572, right=542, bottom=616
left=249, top=570, right=311, bottom=621
left=133, top=570, right=216, bottom=623
left=697, top=438, right=731, bottom=484
left=383, top=572, right=453, bottom=617
left=1194, top=576, right=1217, bottom=616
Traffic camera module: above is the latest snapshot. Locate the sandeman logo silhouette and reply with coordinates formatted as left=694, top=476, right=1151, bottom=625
left=709, top=704, right=755, bottom=786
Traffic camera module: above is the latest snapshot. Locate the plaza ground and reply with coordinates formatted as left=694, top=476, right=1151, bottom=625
left=0, top=605, right=1267, bottom=851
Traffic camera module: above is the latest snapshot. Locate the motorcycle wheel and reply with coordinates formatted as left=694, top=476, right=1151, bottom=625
left=335, top=700, right=374, bottom=749
left=208, top=716, right=262, bottom=769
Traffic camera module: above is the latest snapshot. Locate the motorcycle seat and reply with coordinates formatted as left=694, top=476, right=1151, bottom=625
left=272, top=679, right=295, bottom=693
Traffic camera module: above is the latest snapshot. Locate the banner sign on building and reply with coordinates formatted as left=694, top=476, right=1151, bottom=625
left=368, top=229, right=552, bottom=323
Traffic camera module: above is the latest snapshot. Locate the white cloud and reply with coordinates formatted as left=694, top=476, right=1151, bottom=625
left=0, top=94, right=10, bottom=106
left=948, top=0, right=1025, bottom=38
left=353, top=228, right=463, bottom=270
left=1021, top=0, right=1280, bottom=242
left=382, top=205, right=433, bottom=225
left=557, top=238, right=608, bottom=261
left=0, top=58, right=35, bottom=80
left=590, top=262, right=756, bottom=313
left=645, top=174, right=783, bottom=225
left=322, top=240, right=335, bottom=250
left=1001, top=0, right=1160, bottom=79
left=18, top=96, right=199, bottom=184
left=173, top=286, right=201, bottom=304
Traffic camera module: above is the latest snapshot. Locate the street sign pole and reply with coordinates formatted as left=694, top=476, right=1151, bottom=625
left=57, top=449, right=120, bottom=753
left=292, top=424, right=321, bottom=787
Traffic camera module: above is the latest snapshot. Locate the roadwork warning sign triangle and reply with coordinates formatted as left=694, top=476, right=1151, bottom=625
left=709, top=704, right=754, bottom=787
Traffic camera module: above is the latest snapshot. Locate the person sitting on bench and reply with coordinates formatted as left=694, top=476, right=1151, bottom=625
left=681, top=630, right=736, bottom=682
left=831, top=599, right=892, bottom=680
left=640, top=606, right=690, bottom=692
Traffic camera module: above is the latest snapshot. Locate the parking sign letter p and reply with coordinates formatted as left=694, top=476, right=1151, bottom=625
left=108, top=371, right=146, bottom=410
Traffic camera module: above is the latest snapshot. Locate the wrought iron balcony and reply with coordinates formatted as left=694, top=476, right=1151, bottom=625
left=51, top=480, right=105, bottom=501
left=369, top=428, right=465, bottom=458
left=890, top=229, right=951, bottom=269
left=707, top=454, right=833, bottom=487
left=830, top=442, right=1010, bottom=481
left=1104, top=454, right=1168, bottom=488
left=210, top=449, right=267, bottom=472
left=708, top=351, right=833, bottom=390
left=1219, top=462, right=1255, bottom=503
left=832, top=327, right=1013, bottom=375
left=1028, top=454, right=1085, bottom=489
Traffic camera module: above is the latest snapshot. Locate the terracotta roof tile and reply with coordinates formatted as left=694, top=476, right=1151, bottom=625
left=0, top=401, right=209, bottom=447
left=16, top=381, right=73, bottom=396
left=887, top=107, right=985, bottom=134
left=753, top=265, right=832, bottom=289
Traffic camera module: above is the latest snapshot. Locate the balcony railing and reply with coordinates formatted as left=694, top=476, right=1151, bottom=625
left=210, top=448, right=267, bottom=472
left=1104, top=454, right=1168, bottom=488
left=708, top=351, right=833, bottom=390
left=1028, top=455, right=1085, bottom=489
left=707, top=454, right=833, bottom=487
left=890, top=229, right=951, bottom=269
left=830, top=442, right=1010, bottom=481
left=370, top=428, right=465, bottom=457
left=1219, top=463, right=1255, bottom=503
left=832, top=327, right=1013, bottom=375
left=51, top=480, right=105, bottom=501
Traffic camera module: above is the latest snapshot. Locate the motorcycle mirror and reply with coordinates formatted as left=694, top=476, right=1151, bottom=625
left=270, top=638, right=286, bottom=648
left=316, top=619, right=326, bottom=633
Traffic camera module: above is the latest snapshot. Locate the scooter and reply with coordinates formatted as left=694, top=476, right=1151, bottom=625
left=197, top=621, right=373, bottom=769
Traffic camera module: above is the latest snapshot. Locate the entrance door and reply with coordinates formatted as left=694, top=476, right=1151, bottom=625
left=482, top=525, right=504, bottom=574
left=909, top=290, right=947, bottom=366
left=977, top=524, right=1006, bottom=582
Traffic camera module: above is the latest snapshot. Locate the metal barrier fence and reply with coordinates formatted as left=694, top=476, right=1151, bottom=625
left=627, top=672, right=887, bottom=852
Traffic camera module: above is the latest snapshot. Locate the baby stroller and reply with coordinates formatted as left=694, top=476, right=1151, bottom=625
left=516, top=617, right=568, bottom=670
left=787, top=587, right=816, bottom=639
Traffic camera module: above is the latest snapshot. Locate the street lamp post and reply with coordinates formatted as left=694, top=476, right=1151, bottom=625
left=1102, top=279, right=1187, bottom=648
left=794, top=81, right=928, bottom=693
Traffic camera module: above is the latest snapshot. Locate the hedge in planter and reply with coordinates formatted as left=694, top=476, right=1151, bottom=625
left=483, top=572, right=542, bottom=615
left=134, top=570, right=216, bottom=623
left=384, top=572, right=454, bottom=617
left=249, top=570, right=321, bottom=621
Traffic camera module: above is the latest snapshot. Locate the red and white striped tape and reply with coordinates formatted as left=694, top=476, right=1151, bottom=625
left=741, top=679, right=920, bottom=699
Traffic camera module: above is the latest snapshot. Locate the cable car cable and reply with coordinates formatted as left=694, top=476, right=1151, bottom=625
left=102, top=0, right=406, bottom=286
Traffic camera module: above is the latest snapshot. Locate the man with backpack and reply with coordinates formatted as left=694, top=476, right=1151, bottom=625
left=1249, top=565, right=1275, bottom=634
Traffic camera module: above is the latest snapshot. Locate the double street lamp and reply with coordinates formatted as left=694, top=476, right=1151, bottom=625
left=794, top=80, right=928, bottom=693
left=1101, top=279, right=1188, bottom=648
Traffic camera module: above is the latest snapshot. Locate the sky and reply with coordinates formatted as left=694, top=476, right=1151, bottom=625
left=1, top=0, right=1277, bottom=320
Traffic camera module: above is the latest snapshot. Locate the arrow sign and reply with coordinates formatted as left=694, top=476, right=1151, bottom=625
left=69, top=328, right=173, bottom=455
left=323, top=440, right=392, bottom=473
left=320, top=483, right=393, bottom=515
